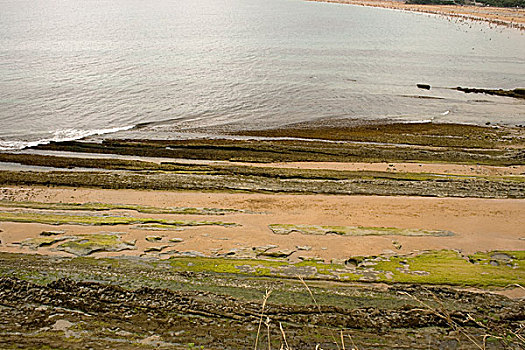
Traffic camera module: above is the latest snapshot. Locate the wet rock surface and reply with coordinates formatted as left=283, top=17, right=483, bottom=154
left=0, top=252, right=523, bottom=349
left=269, top=224, right=454, bottom=237
left=14, top=236, right=74, bottom=250
left=1, top=170, right=523, bottom=198
left=54, top=234, right=136, bottom=256
left=455, top=87, right=525, bottom=99
left=0, top=276, right=523, bottom=349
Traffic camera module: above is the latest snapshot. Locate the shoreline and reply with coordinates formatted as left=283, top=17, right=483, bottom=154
left=2, top=117, right=525, bottom=153
left=308, top=0, right=525, bottom=30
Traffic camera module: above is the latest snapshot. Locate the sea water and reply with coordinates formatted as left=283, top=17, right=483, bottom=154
left=0, top=0, right=524, bottom=149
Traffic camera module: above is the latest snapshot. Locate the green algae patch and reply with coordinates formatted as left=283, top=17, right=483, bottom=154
left=16, top=233, right=137, bottom=256
left=16, top=236, right=75, bottom=250
left=469, top=251, right=525, bottom=269
left=169, top=257, right=288, bottom=275
left=0, top=251, right=522, bottom=350
left=55, top=233, right=136, bottom=256
left=132, top=224, right=185, bottom=231
left=294, top=259, right=345, bottom=275
left=0, top=211, right=238, bottom=227
left=237, top=122, right=523, bottom=149
left=169, top=250, right=524, bottom=287
left=269, top=224, right=453, bottom=237
left=0, top=200, right=246, bottom=216
left=373, top=250, right=525, bottom=287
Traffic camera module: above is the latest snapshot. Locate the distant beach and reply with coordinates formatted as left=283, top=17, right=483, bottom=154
left=309, top=0, right=525, bottom=29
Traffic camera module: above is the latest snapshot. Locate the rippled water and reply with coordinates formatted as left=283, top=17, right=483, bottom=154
left=1, top=0, right=524, bottom=149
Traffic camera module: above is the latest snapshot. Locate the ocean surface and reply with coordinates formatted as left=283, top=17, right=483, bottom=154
left=0, top=0, right=524, bottom=149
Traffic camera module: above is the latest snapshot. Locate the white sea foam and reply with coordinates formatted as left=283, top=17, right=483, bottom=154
left=401, top=119, right=433, bottom=124
left=0, top=125, right=135, bottom=151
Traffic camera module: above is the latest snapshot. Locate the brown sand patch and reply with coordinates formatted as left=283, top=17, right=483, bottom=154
left=0, top=186, right=523, bottom=261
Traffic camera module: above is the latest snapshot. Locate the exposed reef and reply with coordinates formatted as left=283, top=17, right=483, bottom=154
left=268, top=224, right=454, bottom=236
left=455, top=87, right=525, bottom=99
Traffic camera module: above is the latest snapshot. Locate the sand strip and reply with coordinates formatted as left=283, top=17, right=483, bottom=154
left=1, top=187, right=523, bottom=260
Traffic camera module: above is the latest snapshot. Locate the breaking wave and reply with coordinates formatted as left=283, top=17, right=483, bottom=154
left=0, top=125, right=135, bottom=151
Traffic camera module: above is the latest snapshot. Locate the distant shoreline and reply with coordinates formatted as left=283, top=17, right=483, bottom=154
left=308, top=0, right=525, bottom=30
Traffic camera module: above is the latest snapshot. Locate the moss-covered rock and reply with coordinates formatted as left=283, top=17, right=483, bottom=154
left=0, top=211, right=238, bottom=228
left=268, top=224, right=453, bottom=237
left=16, top=236, right=74, bottom=250
left=55, top=234, right=136, bottom=256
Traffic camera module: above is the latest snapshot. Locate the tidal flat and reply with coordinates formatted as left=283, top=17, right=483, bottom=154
left=1, top=123, right=524, bottom=198
left=0, top=122, right=524, bottom=349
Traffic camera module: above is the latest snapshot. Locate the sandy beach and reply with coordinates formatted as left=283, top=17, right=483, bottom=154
left=1, top=121, right=523, bottom=261
left=309, top=0, right=525, bottom=29
left=1, top=186, right=524, bottom=259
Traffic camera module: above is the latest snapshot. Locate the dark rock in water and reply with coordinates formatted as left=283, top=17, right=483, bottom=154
left=514, top=88, right=525, bottom=96
left=455, top=86, right=525, bottom=99
left=417, top=84, right=431, bottom=90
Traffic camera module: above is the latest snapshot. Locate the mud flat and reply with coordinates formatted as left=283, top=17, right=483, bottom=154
left=0, top=122, right=524, bottom=349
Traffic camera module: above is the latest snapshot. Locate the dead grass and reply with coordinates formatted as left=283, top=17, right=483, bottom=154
left=253, top=279, right=525, bottom=350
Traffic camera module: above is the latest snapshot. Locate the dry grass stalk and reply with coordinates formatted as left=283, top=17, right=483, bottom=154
left=279, top=322, right=290, bottom=350
left=346, top=334, right=359, bottom=350
left=399, top=290, right=484, bottom=349
left=511, top=330, right=525, bottom=344
left=255, top=289, right=272, bottom=350
left=298, top=276, right=342, bottom=350
left=509, top=323, right=525, bottom=345
left=265, top=316, right=272, bottom=350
